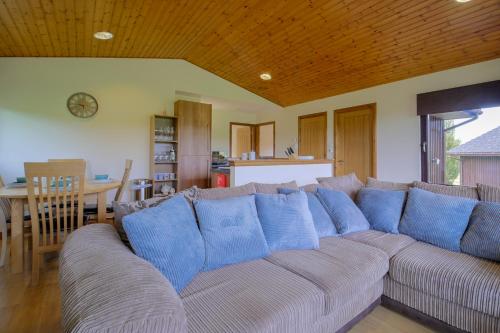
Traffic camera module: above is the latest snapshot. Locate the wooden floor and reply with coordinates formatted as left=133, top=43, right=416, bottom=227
left=0, top=243, right=435, bottom=333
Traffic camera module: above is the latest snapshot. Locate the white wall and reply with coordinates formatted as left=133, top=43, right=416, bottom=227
left=1, top=57, right=499, bottom=190
left=256, top=59, right=500, bottom=182
left=0, top=58, right=279, bottom=197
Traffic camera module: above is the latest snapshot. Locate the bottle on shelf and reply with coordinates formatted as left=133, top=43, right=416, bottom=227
left=169, top=146, right=176, bottom=162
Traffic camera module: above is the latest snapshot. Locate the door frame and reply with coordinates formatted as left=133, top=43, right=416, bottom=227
left=255, top=121, right=276, bottom=158
left=334, top=103, right=377, bottom=177
left=298, top=112, right=327, bottom=158
left=229, top=122, right=255, bottom=158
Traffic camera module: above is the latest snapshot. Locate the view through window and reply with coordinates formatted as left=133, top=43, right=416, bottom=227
left=443, top=106, right=500, bottom=186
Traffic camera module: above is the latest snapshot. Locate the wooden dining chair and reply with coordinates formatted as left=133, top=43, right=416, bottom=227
left=0, top=176, right=10, bottom=267
left=84, top=159, right=133, bottom=222
left=114, top=159, right=133, bottom=203
left=48, top=159, right=85, bottom=162
left=25, top=160, right=86, bottom=284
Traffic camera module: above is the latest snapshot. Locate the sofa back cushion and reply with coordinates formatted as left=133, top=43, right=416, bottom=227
left=413, top=181, right=479, bottom=200
left=123, top=195, right=205, bottom=293
left=399, top=188, right=477, bottom=252
left=316, top=187, right=370, bottom=235
left=356, top=188, right=405, bottom=234
left=194, top=195, right=270, bottom=270
left=253, top=181, right=299, bottom=194
left=278, top=188, right=338, bottom=237
left=196, top=183, right=256, bottom=200
left=113, top=186, right=198, bottom=244
left=255, top=191, right=319, bottom=251
left=461, top=202, right=500, bottom=262
left=316, top=173, right=364, bottom=199
left=366, top=177, right=411, bottom=191
left=300, top=183, right=320, bottom=192
left=477, top=183, right=500, bottom=203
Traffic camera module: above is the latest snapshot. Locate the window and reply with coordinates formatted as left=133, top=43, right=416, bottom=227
left=418, top=80, right=500, bottom=187
left=424, top=107, right=500, bottom=186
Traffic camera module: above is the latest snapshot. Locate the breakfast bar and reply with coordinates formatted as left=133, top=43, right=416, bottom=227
left=229, top=159, right=334, bottom=187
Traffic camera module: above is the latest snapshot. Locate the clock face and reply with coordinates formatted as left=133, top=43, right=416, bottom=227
left=67, top=92, right=98, bottom=118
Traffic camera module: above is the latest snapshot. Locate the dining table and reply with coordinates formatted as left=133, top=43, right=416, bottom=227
left=0, top=180, right=121, bottom=274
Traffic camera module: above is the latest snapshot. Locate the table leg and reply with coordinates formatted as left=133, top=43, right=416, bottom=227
left=10, top=198, right=24, bottom=274
left=97, top=192, right=107, bottom=223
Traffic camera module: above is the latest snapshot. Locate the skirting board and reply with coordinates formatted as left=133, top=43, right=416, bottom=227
left=336, top=297, right=381, bottom=333
left=381, top=295, right=468, bottom=333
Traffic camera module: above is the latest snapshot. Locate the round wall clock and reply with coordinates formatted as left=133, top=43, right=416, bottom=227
left=67, top=92, right=98, bottom=118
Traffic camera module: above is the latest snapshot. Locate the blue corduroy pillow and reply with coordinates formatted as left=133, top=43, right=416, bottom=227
left=399, top=188, right=477, bottom=252
left=194, top=195, right=270, bottom=271
left=461, top=201, right=500, bottom=261
left=123, top=195, right=204, bottom=293
left=356, top=188, right=406, bottom=234
left=278, top=188, right=338, bottom=237
left=316, top=187, right=370, bottom=235
left=255, top=191, right=319, bottom=251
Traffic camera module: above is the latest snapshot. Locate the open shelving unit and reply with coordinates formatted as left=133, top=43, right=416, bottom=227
left=150, top=115, right=179, bottom=196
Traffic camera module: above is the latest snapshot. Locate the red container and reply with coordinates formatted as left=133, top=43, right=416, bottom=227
left=213, top=173, right=228, bottom=188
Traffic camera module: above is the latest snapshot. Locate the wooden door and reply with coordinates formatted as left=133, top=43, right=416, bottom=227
left=334, top=104, right=376, bottom=183
left=298, top=112, right=327, bottom=159
left=236, top=127, right=251, bottom=156
left=230, top=123, right=255, bottom=158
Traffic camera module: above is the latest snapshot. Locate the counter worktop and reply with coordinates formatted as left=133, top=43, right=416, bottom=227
left=229, top=159, right=333, bottom=167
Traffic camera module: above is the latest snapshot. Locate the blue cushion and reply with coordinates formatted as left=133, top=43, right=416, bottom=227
left=316, top=187, right=370, bottom=235
left=356, top=188, right=405, bottom=234
left=194, top=195, right=270, bottom=270
left=461, top=202, right=500, bottom=261
left=255, top=191, right=319, bottom=251
left=278, top=188, right=338, bottom=237
left=123, top=195, right=204, bottom=293
left=399, top=188, right=477, bottom=252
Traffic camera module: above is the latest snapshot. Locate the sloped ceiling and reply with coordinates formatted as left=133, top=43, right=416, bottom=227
left=1, top=0, right=499, bottom=106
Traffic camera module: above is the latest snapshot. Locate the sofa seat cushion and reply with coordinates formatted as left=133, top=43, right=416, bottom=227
left=266, top=237, right=388, bottom=314
left=389, top=241, right=500, bottom=317
left=180, top=259, right=324, bottom=333
left=412, top=181, right=479, bottom=199
left=343, top=230, right=416, bottom=257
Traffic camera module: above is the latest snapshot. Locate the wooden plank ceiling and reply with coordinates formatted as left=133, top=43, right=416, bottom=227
left=1, top=0, right=499, bottom=106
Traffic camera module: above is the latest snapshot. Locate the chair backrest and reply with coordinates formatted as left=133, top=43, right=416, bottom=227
left=24, top=161, right=86, bottom=249
left=48, top=159, right=85, bottom=162
left=114, top=159, right=133, bottom=202
left=0, top=176, right=11, bottom=221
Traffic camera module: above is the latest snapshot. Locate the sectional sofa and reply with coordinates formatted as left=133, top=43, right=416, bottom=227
left=59, top=179, right=500, bottom=333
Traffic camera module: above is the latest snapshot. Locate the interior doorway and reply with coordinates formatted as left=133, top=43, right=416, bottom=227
left=298, top=112, right=327, bottom=159
left=256, top=122, right=275, bottom=158
left=334, top=104, right=376, bottom=183
left=230, top=122, right=275, bottom=158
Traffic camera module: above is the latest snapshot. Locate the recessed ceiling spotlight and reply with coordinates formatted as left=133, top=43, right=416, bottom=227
left=456, top=0, right=471, bottom=3
left=94, top=31, right=113, bottom=40
left=260, top=73, right=272, bottom=80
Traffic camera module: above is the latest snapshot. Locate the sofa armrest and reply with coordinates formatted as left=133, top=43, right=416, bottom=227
left=59, top=224, right=187, bottom=333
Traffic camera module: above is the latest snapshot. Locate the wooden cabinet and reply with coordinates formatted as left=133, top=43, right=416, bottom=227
left=179, top=155, right=211, bottom=189
left=175, top=100, right=212, bottom=190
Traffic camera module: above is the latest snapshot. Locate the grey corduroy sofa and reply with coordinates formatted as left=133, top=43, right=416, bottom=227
left=59, top=182, right=500, bottom=333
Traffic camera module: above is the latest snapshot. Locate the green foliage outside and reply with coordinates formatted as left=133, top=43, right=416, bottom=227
left=445, top=120, right=461, bottom=185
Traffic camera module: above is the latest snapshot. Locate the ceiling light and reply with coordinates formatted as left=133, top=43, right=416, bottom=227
left=260, top=73, right=272, bottom=80
left=94, top=31, right=113, bottom=40
left=455, top=0, right=471, bottom=3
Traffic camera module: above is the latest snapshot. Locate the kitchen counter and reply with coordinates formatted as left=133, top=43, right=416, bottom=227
left=229, top=159, right=333, bottom=187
